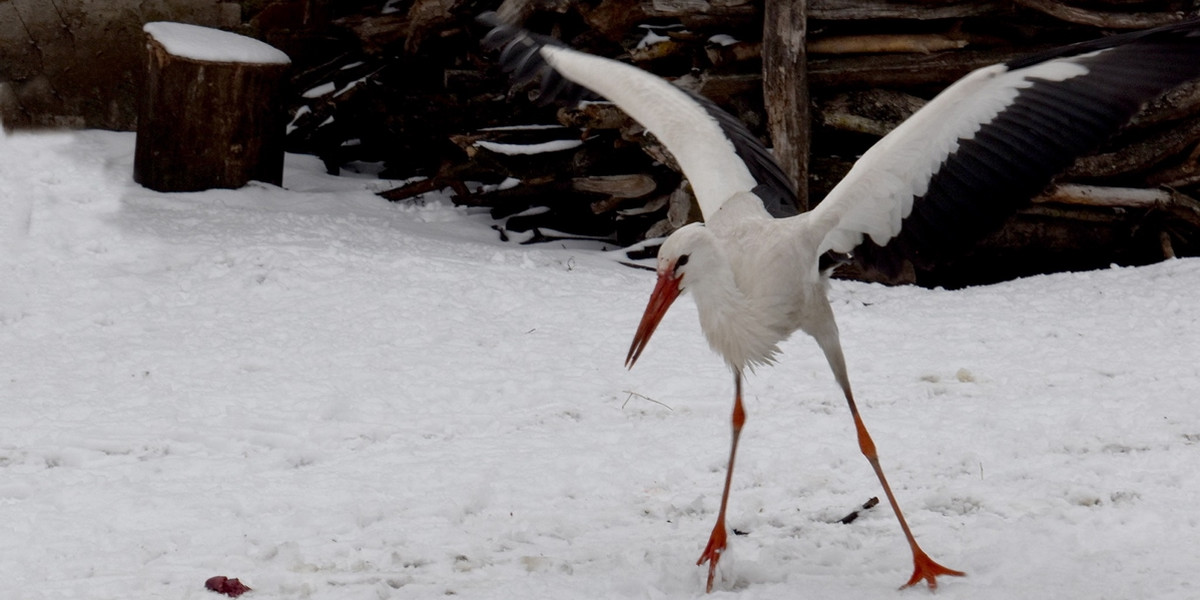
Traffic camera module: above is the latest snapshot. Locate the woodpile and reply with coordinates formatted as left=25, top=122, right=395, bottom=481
left=285, top=0, right=1200, bottom=286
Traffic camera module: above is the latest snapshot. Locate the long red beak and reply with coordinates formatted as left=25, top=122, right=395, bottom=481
left=625, top=270, right=682, bottom=369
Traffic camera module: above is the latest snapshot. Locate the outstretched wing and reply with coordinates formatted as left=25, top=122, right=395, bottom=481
left=479, top=13, right=798, bottom=220
left=807, top=20, right=1200, bottom=275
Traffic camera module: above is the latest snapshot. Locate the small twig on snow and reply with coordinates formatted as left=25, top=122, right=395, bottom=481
left=622, top=390, right=673, bottom=410
left=838, top=497, right=880, bottom=524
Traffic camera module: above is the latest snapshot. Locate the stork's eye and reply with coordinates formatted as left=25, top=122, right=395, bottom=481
left=674, top=255, right=690, bottom=272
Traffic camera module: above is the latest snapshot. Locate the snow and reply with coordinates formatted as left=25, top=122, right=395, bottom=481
left=144, top=22, right=291, bottom=65
left=708, top=34, right=739, bottom=47
left=2, top=129, right=1199, bottom=599
left=382, top=0, right=404, bottom=15
left=637, top=31, right=671, bottom=50
left=479, top=124, right=570, bottom=132
left=286, top=106, right=311, bottom=135
left=334, top=77, right=370, bottom=98
left=474, top=139, right=584, bottom=155
left=302, top=82, right=337, bottom=98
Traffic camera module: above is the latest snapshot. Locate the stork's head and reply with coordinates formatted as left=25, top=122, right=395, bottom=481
left=625, top=224, right=712, bottom=368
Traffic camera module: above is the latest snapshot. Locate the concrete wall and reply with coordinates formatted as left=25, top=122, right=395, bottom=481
left=0, top=0, right=244, bottom=131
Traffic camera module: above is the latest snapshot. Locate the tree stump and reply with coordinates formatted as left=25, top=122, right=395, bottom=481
left=134, top=22, right=291, bottom=192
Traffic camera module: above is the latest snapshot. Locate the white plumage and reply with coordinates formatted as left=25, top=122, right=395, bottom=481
left=810, top=57, right=1093, bottom=255
left=539, top=46, right=760, bottom=218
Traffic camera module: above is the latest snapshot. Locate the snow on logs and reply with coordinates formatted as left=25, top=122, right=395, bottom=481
left=134, top=22, right=291, bottom=192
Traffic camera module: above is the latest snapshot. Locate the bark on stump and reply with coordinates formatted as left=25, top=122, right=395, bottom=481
left=134, top=22, right=291, bottom=192
left=763, top=0, right=809, bottom=212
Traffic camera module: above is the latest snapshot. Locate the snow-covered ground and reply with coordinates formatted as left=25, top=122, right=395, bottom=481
left=2, top=129, right=1198, bottom=599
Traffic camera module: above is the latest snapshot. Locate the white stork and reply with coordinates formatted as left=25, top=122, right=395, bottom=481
left=481, top=14, right=1200, bottom=592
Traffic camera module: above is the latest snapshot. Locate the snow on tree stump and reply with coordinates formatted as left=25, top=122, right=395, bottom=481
left=134, top=22, right=291, bottom=192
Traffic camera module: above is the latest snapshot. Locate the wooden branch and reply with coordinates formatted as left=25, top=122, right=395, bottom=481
left=574, top=174, right=657, bottom=198
left=1068, top=117, right=1200, bottom=178
left=705, top=39, right=761, bottom=67
left=809, top=0, right=1007, bottom=21
left=378, top=177, right=442, bottom=202
left=335, top=13, right=410, bottom=55
left=640, top=187, right=690, bottom=238
left=667, top=183, right=698, bottom=228
left=1034, top=184, right=1171, bottom=208
left=1024, top=186, right=1200, bottom=250
left=463, top=176, right=575, bottom=218
left=629, top=38, right=689, bottom=63
left=1132, top=80, right=1200, bottom=127
left=377, top=155, right=480, bottom=202
left=1160, top=230, right=1176, bottom=259
left=809, top=34, right=968, bottom=55
left=1030, top=186, right=1200, bottom=238
left=817, top=89, right=926, bottom=136
left=581, top=174, right=660, bottom=214
left=618, top=191, right=670, bottom=217
left=1159, top=189, right=1200, bottom=230
left=1148, top=163, right=1200, bottom=189
left=1012, top=0, right=1186, bottom=29
left=839, top=497, right=880, bottom=525
left=1014, top=203, right=1141, bottom=222
left=492, top=0, right=572, bottom=25
left=641, top=0, right=758, bottom=17
left=404, top=0, right=460, bottom=54
left=1147, top=141, right=1200, bottom=188
left=1085, top=0, right=1184, bottom=5
left=448, top=131, right=596, bottom=182
left=557, top=103, right=634, bottom=131
left=578, top=0, right=758, bottom=41
left=809, top=48, right=1025, bottom=89
left=377, top=174, right=472, bottom=202
left=686, top=73, right=762, bottom=104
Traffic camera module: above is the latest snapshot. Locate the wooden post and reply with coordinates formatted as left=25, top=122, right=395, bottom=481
left=134, top=22, right=291, bottom=192
left=762, top=0, right=810, bottom=211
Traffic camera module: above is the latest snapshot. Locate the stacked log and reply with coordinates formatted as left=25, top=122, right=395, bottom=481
left=284, top=0, right=1200, bottom=286
left=804, top=0, right=1200, bottom=285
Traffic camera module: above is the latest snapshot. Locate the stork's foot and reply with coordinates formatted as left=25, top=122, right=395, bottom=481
left=696, top=523, right=728, bottom=593
left=901, top=549, right=965, bottom=590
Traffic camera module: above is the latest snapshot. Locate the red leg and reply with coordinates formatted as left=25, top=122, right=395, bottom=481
left=697, top=373, right=745, bottom=593
left=850, top=406, right=965, bottom=590
left=815, top=322, right=962, bottom=589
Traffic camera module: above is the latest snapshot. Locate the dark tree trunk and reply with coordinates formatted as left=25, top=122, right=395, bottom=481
left=762, top=0, right=809, bottom=211
left=134, top=24, right=291, bottom=192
